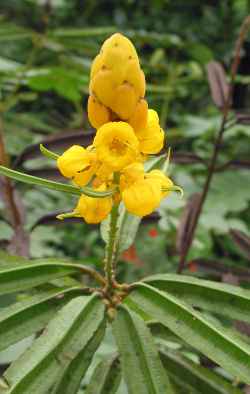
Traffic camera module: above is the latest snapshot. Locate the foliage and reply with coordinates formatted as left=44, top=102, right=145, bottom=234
left=0, top=252, right=250, bottom=392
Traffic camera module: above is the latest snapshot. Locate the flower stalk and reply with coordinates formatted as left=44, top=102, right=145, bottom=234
left=104, top=203, right=120, bottom=294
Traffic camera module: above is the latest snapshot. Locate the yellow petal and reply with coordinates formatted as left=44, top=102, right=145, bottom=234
left=57, top=146, right=88, bottom=177
left=125, top=60, right=146, bottom=97
left=136, top=109, right=165, bottom=154
left=101, top=45, right=127, bottom=86
left=95, top=161, right=114, bottom=183
left=90, top=69, right=115, bottom=107
left=129, top=99, right=148, bottom=131
left=120, top=162, right=144, bottom=191
left=101, top=33, right=139, bottom=63
left=139, top=129, right=164, bottom=154
left=112, top=82, right=138, bottom=120
left=57, top=145, right=97, bottom=186
left=87, top=95, right=111, bottom=129
left=75, top=189, right=113, bottom=224
left=90, top=54, right=103, bottom=80
left=73, top=166, right=95, bottom=187
left=122, top=178, right=162, bottom=216
left=93, top=122, right=139, bottom=171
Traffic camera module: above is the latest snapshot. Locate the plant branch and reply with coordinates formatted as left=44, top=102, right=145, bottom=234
left=71, top=263, right=106, bottom=286
left=0, top=118, right=22, bottom=229
left=177, top=15, right=250, bottom=274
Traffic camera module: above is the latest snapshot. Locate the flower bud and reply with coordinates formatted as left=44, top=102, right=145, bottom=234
left=75, top=185, right=113, bottom=223
left=87, top=95, right=111, bottom=129
left=88, top=33, right=147, bottom=129
left=57, top=145, right=97, bottom=187
left=135, top=109, right=165, bottom=154
left=129, top=99, right=148, bottom=131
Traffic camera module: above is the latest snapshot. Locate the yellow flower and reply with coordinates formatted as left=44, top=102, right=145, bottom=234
left=93, top=122, right=139, bottom=171
left=120, top=162, right=159, bottom=216
left=94, top=162, right=114, bottom=184
left=120, top=165, right=173, bottom=216
left=57, top=145, right=97, bottom=186
left=135, top=109, right=165, bottom=154
left=74, top=186, right=113, bottom=224
left=88, top=33, right=147, bottom=129
left=52, top=32, right=182, bottom=226
left=122, top=178, right=162, bottom=216
left=120, top=162, right=144, bottom=190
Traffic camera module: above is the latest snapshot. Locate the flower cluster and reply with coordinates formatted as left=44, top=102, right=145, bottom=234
left=57, top=33, right=179, bottom=224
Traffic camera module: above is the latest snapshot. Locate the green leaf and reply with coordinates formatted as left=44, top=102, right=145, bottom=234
left=85, top=355, right=121, bottom=394
left=160, top=350, right=242, bottom=394
left=144, top=154, right=168, bottom=172
left=26, top=67, right=87, bottom=102
left=0, top=166, right=80, bottom=196
left=0, top=251, right=28, bottom=266
left=0, top=166, right=115, bottom=198
left=188, top=43, right=213, bottom=64
left=0, top=260, right=84, bottom=295
left=50, top=27, right=116, bottom=38
left=0, top=23, right=31, bottom=42
left=3, top=294, right=106, bottom=394
left=148, top=322, right=186, bottom=347
left=0, top=57, right=22, bottom=72
left=0, top=286, right=83, bottom=352
left=125, top=283, right=250, bottom=384
left=143, top=274, right=250, bottom=324
left=40, top=144, right=59, bottom=160
left=0, top=222, right=12, bottom=241
left=204, top=171, right=250, bottom=217
left=52, top=315, right=106, bottom=394
left=112, top=305, right=174, bottom=394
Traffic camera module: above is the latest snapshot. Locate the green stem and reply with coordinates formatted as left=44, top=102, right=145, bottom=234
left=74, top=264, right=106, bottom=286
left=104, top=203, right=120, bottom=293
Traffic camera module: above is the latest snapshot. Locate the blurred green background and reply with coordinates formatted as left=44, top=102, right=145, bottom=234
left=0, top=0, right=249, bottom=283
left=0, top=1, right=250, bottom=392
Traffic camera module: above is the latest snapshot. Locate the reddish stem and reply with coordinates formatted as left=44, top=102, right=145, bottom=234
left=177, top=16, right=250, bottom=274
left=0, top=119, right=22, bottom=229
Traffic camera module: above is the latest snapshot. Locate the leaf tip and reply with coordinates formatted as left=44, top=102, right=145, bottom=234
left=40, top=144, right=59, bottom=160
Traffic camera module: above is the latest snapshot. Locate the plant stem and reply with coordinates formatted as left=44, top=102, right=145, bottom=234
left=104, top=203, right=120, bottom=293
left=177, top=15, right=250, bottom=274
left=0, top=117, right=22, bottom=230
left=70, top=263, right=106, bottom=286
left=0, top=131, right=8, bottom=167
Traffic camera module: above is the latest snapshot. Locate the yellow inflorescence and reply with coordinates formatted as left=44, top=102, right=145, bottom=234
left=88, top=33, right=147, bottom=131
left=57, top=33, right=177, bottom=223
